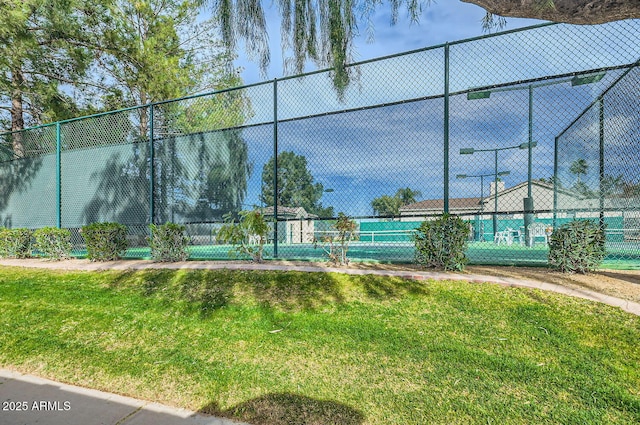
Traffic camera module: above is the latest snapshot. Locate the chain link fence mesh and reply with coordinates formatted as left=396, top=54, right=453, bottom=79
left=0, top=21, right=638, bottom=267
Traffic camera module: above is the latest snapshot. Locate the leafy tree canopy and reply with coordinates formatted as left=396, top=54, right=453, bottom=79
left=260, top=151, right=333, bottom=217
left=372, top=187, right=422, bottom=219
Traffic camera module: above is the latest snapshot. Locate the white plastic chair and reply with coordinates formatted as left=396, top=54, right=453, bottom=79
left=494, top=229, right=509, bottom=245
left=528, top=222, right=549, bottom=246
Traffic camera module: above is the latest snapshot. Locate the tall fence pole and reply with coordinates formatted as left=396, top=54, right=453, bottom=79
left=524, top=85, right=535, bottom=247
left=553, top=136, right=558, bottom=230
left=273, top=78, right=279, bottom=258
left=443, top=43, right=450, bottom=214
left=56, top=122, right=61, bottom=229
left=149, top=104, right=155, bottom=228
left=599, top=97, right=605, bottom=228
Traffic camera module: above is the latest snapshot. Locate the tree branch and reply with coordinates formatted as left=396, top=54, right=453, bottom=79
left=21, top=70, right=111, bottom=91
left=461, top=0, right=640, bottom=25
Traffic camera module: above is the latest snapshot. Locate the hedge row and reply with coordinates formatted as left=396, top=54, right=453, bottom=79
left=0, top=217, right=605, bottom=273
left=0, top=222, right=190, bottom=262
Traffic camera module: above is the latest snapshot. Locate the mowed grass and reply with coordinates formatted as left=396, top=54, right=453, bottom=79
left=0, top=267, right=639, bottom=424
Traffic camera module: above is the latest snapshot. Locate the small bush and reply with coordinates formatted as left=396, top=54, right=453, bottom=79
left=315, top=213, right=357, bottom=266
left=81, top=222, right=128, bottom=261
left=413, top=214, right=470, bottom=271
left=33, top=227, right=72, bottom=260
left=217, top=210, right=269, bottom=262
left=0, top=228, right=33, bottom=258
left=149, top=222, right=190, bottom=262
left=548, top=220, right=606, bottom=273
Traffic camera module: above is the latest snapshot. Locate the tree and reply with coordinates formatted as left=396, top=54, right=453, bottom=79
left=371, top=195, right=402, bottom=219
left=260, top=151, right=332, bottom=216
left=372, top=187, right=422, bottom=219
left=76, top=1, right=253, bottom=225
left=88, top=0, right=236, bottom=138
left=461, top=0, right=638, bottom=25
left=569, top=158, right=588, bottom=184
left=0, top=0, right=96, bottom=156
left=572, top=181, right=594, bottom=199
left=395, top=187, right=422, bottom=206
left=538, top=176, right=563, bottom=188
left=204, top=0, right=640, bottom=94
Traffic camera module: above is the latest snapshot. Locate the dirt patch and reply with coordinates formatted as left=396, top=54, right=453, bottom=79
left=243, top=260, right=640, bottom=303
left=466, top=266, right=640, bottom=303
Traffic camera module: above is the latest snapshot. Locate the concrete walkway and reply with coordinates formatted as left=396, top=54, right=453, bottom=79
left=0, top=369, right=246, bottom=425
left=0, top=258, right=638, bottom=316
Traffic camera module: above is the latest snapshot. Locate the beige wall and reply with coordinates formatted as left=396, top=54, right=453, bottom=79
left=285, top=219, right=315, bottom=244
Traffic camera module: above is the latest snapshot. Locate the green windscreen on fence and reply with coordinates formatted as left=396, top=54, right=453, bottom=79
left=0, top=21, right=639, bottom=268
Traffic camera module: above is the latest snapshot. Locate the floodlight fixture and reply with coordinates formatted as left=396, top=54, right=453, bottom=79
left=519, top=141, right=537, bottom=150
left=571, top=72, right=606, bottom=86
left=467, top=91, right=491, bottom=100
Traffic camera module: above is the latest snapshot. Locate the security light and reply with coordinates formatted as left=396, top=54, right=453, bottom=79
left=467, top=91, right=491, bottom=100
left=519, top=141, right=537, bottom=149
left=571, top=72, right=606, bottom=86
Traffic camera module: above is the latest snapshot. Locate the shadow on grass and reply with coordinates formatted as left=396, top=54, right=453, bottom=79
left=241, top=271, right=346, bottom=311
left=106, top=268, right=431, bottom=315
left=200, top=393, right=365, bottom=425
left=107, top=269, right=234, bottom=318
left=359, top=273, right=429, bottom=300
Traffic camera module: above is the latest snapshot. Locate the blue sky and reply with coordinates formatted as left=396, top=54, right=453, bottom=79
left=235, top=1, right=546, bottom=85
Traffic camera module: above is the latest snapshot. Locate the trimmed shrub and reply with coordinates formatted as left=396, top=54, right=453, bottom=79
left=33, top=227, right=72, bottom=260
left=548, top=220, right=606, bottom=273
left=81, top=222, right=128, bottom=261
left=0, top=228, right=33, bottom=258
left=412, top=214, right=471, bottom=271
left=149, top=222, right=190, bottom=262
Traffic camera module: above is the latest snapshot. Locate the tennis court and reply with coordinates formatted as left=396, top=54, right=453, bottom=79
left=86, top=236, right=639, bottom=270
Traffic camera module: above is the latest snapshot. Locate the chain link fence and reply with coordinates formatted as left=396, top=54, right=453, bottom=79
left=0, top=21, right=639, bottom=268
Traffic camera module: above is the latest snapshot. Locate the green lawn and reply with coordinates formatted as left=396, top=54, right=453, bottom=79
left=1, top=267, right=639, bottom=424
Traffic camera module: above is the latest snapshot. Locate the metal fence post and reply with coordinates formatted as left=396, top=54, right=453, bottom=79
left=273, top=78, right=279, bottom=257
left=56, top=122, right=61, bottom=229
left=553, top=136, right=558, bottom=230
left=524, top=84, right=535, bottom=247
left=443, top=43, right=450, bottom=214
left=599, top=97, right=605, bottom=228
left=149, top=104, right=155, bottom=228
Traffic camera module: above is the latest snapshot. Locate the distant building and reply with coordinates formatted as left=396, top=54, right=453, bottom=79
left=398, top=181, right=640, bottom=241
left=260, top=206, right=317, bottom=244
left=399, top=180, right=599, bottom=220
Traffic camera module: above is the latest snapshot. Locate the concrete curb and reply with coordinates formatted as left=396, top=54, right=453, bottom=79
left=0, top=258, right=638, bottom=316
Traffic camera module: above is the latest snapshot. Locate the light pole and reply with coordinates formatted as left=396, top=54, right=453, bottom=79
left=457, top=171, right=510, bottom=241
left=466, top=71, right=606, bottom=245
left=460, top=142, right=535, bottom=242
